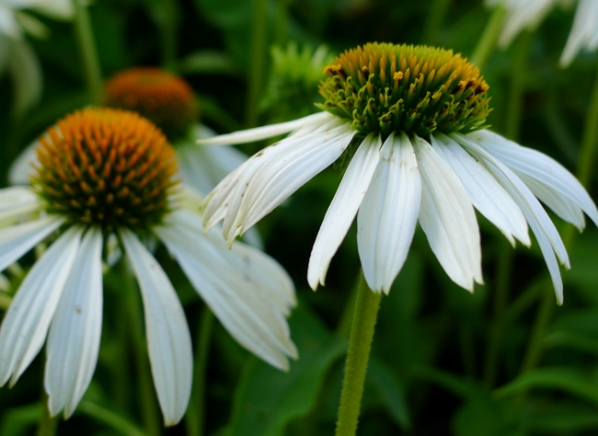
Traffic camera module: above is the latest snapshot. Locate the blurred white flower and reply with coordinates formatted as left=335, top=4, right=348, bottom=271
left=200, top=43, right=598, bottom=303
left=0, top=108, right=297, bottom=425
left=0, top=0, right=73, bottom=116
left=488, top=0, right=598, bottom=66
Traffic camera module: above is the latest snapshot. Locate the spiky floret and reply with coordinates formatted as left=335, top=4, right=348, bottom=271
left=31, top=108, right=179, bottom=232
left=318, top=43, right=491, bottom=138
left=105, top=68, right=198, bottom=140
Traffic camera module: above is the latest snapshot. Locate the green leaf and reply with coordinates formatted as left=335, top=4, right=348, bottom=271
left=495, top=367, right=598, bottom=406
left=226, top=302, right=347, bottom=436
left=0, top=403, right=41, bottom=436
left=367, top=358, right=411, bottom=431
left=527, top=400, right=598, bottom=433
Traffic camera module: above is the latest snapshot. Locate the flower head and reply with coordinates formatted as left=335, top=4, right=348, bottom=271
left=105, top=67, right=198, bottom=140
left=0, top=108, right=296, bottom=424
left=199, top=42, right=598, bottom=304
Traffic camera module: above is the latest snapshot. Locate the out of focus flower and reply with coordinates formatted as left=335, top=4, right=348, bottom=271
left=487, top=0, right=598, bottom=66
left=0, top=0, right=73, bottom=116
left=260, top=42, right=336, bottom=123
left=0, top=108, right=297, bottom=425
left=200, top=43, right=598, bottom=303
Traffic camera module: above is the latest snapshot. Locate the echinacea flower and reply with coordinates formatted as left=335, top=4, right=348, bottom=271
left=0, top=0, right=73, bottom=116
left=487, top=0, right=598, bottom=66
left=0, top=108, right=297, bottom=424
left=199, top=42, right=598, bottom=304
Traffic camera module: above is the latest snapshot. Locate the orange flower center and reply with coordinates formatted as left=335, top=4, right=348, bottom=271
left=105, top=67, right=198, bottom=140
left=31, top=108, right=179, bottom=231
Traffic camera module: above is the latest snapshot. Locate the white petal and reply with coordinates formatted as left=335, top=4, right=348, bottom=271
left=560, top=0, right=598, bottom=66
left=471, top=129, right=598, bottom=229
left=0, top=186, right=38, bottom=209
left=156, top=211, right=297, bottom=370
left=231, top=125, right=355, bottom=244
left=0, top=215, right=64, bottom=272
left=308, top=134, right=381, bottom=289
left=0, top=6, right=21, bottom=38
left=455, top=133, right=568, bottom=303
left=27, top=0, right=73, bottom=20
left=121, top=229, right=192, bottom=426
left=0, top=226, right=81, bottom=386
left=197, top=112, right=332, bottom=145
left=432, top=133, right=530, bottom=246
left=201, top=116, right=345, bottom=232
left=415, top=136, right=483, bottom=291
left=176, top=124, right=248, bottom=197
left=357, top=133, right=422, bottom=294
left=9, top=139, right=38, bottom=185
left=45, top=227, right=103, bottom=418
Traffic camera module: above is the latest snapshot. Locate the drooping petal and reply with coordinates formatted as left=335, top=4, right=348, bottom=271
left=308, top=134, right=381, bottom=289
left=432, top=133, right=530, bottom=246
left=0, top=215, right=64, bottom=272
left=202, top=117, right=352, bottom=241
left=197, top=112, right=332, bottom=145
left=121, top=229, right=193, bottom=426
left=471, top=129, right=598, bottom=229
left=560, top=0, right=598, bottom=67
left=456, top=133, right=568, bottom=304
left=233, top=126, right=355, bottom=244
left=415, top=135, right=483, bottom=291
left=0, top=226, right=81, bottom=387
left=156, top=211, right=297, bottom=371
left=45, top=227, right=103, bottom=418
left=177, top=124, right=249, bottom=196
left=356, top=133, right=422, bottom=293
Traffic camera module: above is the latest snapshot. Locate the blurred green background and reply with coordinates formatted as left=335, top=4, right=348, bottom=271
left=2, top=0, right=598, bottom=435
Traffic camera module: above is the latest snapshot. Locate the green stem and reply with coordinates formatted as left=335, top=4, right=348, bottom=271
left=335, top=272, right=382, bottom=436
left=121, top=261, right=161, bottom=436
left=36, top=392, right=58, bottom=436
left=520, top=290, right=554, bottom=374
left=245, top=0, right=268, bottom=128
left=483, top=243, right=513, bottom=387
left=160, top=0, right=178, bottom=69
left=575, top=66, right=598, bottom=189
left=422, top=0, right=452, bottom=44
left=185, top=305, right=214, bottom=436
left=470, top=5, right=506, bottom=68
left=504, top=31, right=533, bottom=139
left=73, top=0, right=103, bottom=104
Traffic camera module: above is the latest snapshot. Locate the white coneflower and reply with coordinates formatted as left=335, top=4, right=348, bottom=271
left=0, top=0, right=73, bottom=116
left=487, top=0, right=598, bottom=66
left=0, top=108, right=296, bottom=425
left=199, top=42, right=598, bottom=304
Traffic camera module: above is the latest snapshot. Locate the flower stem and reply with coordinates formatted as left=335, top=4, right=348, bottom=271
left=245, top=0, right=268, bottom=128
left=335, top=272, right=382, bottom=436
left=121, top=260, right=161, bottom=436
left=422, top=0, right=451, bottom=44
left=575, top=66, right=598, bottom=189
left=73, top=0, right=103, bottom=104
left=36, top=392, right=57, bottom=436
left=185, top=305, right=214, bottom=436
left=470, top=5, right=505, bottom=68
left=504, top=31, right=533, bottom=140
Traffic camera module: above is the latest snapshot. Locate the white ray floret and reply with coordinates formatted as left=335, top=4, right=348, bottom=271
left=45, top=227, right=103, bottom=418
